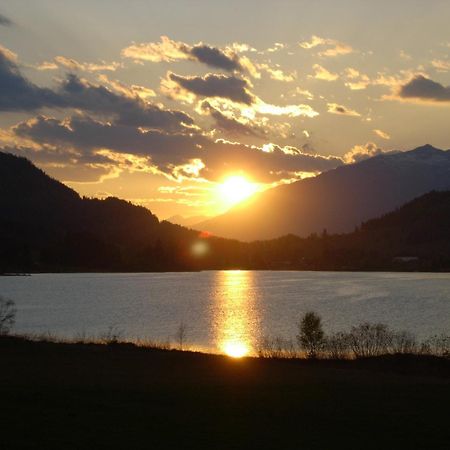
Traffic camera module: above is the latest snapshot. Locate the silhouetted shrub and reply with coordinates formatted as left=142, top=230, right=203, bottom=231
left=0, top=296, right=16, bottom=335
left=297, top=312, right=325, bottom=358
left=421, top=334, right=450, bottom=358
left=390, top=330, right=418, bottom=354
left=325, top=332, right=351, bottom=359
left=100, top=324, right=124, bottom=345
left=347, top=323, right=392, bottom=357
left=257, top=335, right=297, bottom=358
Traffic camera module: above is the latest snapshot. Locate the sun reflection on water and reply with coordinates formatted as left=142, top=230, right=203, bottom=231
left=213, top=270, right=259, bottom=358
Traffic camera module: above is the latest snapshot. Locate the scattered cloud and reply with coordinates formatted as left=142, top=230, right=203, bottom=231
left=300, top=35, right=354, bottom=57
left=343, top=67, right=371, bottom=90
left=311, top=64, right=339, bottom=81
left=53, top=56, right=122, bottom=72
left=121, top=35, right=259, bottom=76
left=343, top=142, right=385, bottom=163
left=266, top=43, right=286, bottom=53
left=373, top=129, right=391, bottom=140
left=431, top=59, right=450, bottom=72
left=327, top=103, right=361, bottom=117
left=258, top=63, right=296, bottom=82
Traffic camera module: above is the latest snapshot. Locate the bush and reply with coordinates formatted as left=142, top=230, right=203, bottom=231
left=347, top=323, right=392, bottom=358
left=421, top=335, right=450, bottom=358
left=390, top=330, right=418, bottom=354
left=297, top=312, right=325, bottom=358
left=325, top=332, right=351, bottom=359
left=257, top=335, right=297, bottom=359
left=0, top=296, right=16, bottom=335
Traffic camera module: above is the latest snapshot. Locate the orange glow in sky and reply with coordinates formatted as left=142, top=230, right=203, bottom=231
left=217, top=175, right=258, bottom=208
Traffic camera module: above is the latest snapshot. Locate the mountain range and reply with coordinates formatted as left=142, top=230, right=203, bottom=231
left=1, top=146, right=449, bottom=272
left=196, top=145, right=450, bottom=241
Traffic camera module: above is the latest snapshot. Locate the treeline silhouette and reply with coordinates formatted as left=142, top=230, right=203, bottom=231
left=1, top=152, right=450, bottom=273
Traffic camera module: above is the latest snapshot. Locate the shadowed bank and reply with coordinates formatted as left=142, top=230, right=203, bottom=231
left=1, top=336, right=449, bottom=450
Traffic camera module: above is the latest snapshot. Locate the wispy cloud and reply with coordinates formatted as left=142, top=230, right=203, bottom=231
left=300, top=35, right=354, bottom=57
left=373, top=129, right=391, bottom=140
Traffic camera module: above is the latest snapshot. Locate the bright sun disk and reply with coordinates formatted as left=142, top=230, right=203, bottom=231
left=218, top=175, right=258, bottom=206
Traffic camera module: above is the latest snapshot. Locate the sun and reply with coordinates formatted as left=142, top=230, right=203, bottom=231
left=218, top=175, right=258, bottom=207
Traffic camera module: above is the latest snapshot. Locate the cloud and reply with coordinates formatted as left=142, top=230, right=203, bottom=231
left=398, top=75, right=450, bottom=102
left=0, top=49, right=193, bottom=132
left=343, top=142, right=385, bottom=163
left=121, top=36, right=258, bottom=76
left=343, top=67, right=371, bottom=90
left=13, top=114, right=342, bottom=183
left=300, top=35, right=354, bottom=57
left=121, top=36, right=189, bottom=63
left=165, top=72, right=255, bottom=104
left=200, top=101, right=267, bottom=138
left=189, top=44, right=242, bottom=72
left=431, top=59, right=450, bottom=72
left=0, top=46, right=64, bottom=111
left=53, top=56, right=122, bottom=72
left=258, top=63, right=296, bottom=82
left=0, top=13, right=12, bottom=26
left=311, top=64, right=338, bottom=81
left=327, top=103, right=361, bottom=117
left=373, top=129, right=390, bottom=140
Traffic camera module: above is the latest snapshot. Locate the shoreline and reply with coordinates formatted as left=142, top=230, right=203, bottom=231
left=1, top=335, right=449, bottom=449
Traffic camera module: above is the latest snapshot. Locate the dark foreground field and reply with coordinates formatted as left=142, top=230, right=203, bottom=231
left=1, top=337, right=449, bottom=450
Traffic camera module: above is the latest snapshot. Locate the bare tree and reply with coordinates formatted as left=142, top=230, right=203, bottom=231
left=0, top=296, right=16, bottom=335
left=297, top=312, right=325, bottom=358
left=175, top=321, right=187, bottom=350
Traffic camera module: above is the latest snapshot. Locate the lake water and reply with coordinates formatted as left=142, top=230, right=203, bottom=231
left=1, top=271, right=449, bottom=355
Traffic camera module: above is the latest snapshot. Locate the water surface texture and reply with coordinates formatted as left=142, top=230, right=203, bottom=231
left=2, top=271, right=449, bottom=355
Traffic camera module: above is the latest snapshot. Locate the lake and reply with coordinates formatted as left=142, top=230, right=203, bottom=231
left=1, top=271, right=449, bottom=355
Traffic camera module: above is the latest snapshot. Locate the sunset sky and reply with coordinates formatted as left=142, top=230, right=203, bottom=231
left=1, top=0, right=450, bottom=219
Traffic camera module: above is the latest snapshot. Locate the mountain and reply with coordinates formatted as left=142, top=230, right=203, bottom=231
left=196, top=145, right=450, bottom=241
left=1, top=150, right=449, bottom=273
left=167, top=214, right=211, bottom=227
left=0, top=152, right=208, bottom=272
left=258, top=190, right=450, bottom=271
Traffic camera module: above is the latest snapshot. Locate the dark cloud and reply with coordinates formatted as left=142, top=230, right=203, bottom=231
left=14, top=115, right=343, bottom=183
left=59, top=75, right=194, bottom=131
left=190, top=45, right=242, bottom=72
left=399, top=75, right=450, bottom=102
left=14, top=115, right=207, bottom=169
left=0, top=14, right=12, bottom=26
left=0, top=47, right=64, bottom=110
left=122, top=37, right=249, bottom=74
left=169, top=72, right=255, bottom=104
left=0, top=49, right=193, bottom=132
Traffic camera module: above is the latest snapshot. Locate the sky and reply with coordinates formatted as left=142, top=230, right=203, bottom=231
left=1, top=0, right=450, bottom=219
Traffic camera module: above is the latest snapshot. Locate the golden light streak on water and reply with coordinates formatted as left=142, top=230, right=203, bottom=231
left=213, top=270, right=260, bottom=358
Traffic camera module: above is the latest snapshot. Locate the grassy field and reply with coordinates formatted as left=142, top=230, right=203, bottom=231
left=1, top=336, right=449, bottom=450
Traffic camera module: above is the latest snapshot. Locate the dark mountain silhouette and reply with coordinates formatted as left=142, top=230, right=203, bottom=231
left=1, top=151, right=449, bottom=273
left=196, top=145, right=450, bottom=241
